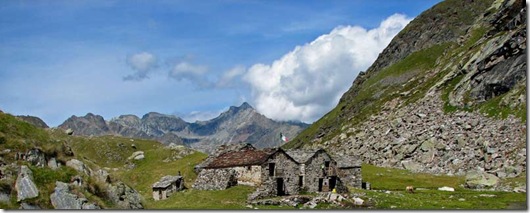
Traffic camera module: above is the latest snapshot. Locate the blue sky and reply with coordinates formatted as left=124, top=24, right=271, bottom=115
left=0, top=0, right=442, bottom=127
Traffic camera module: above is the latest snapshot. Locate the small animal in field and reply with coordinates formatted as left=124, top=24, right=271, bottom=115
left=406, top=185, right=414, bottom=193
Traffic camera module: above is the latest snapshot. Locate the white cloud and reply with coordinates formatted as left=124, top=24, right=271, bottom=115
left=243, top=14, right=411, bottom=123
left=180, top=108, right=227, bottom=122
left=216, top=65, right=246, bottom=88
left=168, top=61, right=212, bottom=88
left=124, top=52, right=157, bottom=81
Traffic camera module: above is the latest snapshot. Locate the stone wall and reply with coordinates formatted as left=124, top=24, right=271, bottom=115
left=193, top=168, right=237, bottom=190
left=304, top=151, right=331, bottom=192
left=233, top=165, right=262, bottom=186
left=338, top=167, right=362, bottom=188
left=261, top=151, right=299, bottom=195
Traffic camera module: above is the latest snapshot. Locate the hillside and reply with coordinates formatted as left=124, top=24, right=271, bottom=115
left=286, top=0, right=526, bottom=177
left=1, top=110, right=525, bottom=210
left=59, top=102, right=308, bottom=153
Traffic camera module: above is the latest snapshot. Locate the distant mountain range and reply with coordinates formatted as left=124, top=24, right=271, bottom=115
left=58, top=102, right=308, bottom=153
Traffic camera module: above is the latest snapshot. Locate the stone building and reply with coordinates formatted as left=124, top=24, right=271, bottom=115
left=193, top=145, right=276, bottom=189
left=152, top=175, right=185, bottom=201
left=193, top=143, right=362, bottom=199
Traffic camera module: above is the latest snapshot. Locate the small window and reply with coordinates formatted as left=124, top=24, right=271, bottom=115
left=325, top=161, right=330, bottom=167
left=247, top=166, right=252, bottom=171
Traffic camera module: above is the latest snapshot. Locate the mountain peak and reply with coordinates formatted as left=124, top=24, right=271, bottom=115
left=239, top=102, right=253, bottom=110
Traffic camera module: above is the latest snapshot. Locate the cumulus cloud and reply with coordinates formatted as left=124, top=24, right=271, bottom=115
left=124, top=52, right=157, bottom=81
left=243, top=14, right=411, bottom=123
left=168, top=61, right=212, bottom=88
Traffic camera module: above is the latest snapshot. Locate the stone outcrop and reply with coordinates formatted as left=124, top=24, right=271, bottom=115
left=192, top=168, right=238, bottom=190
left=106, top=181, right=143, bottom=209
left=25, top=148, right=47, bottom=167
left=66, top=159, right=92, bottom=176
left=50, top=181, right=100, bottom=209
left=465, top=170, right=500, bottom=189
left=15, top=166, right=39, bottom=202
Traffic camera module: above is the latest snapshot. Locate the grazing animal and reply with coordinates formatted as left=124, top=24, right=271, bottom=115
left=406, top=185, right=414, bottom=193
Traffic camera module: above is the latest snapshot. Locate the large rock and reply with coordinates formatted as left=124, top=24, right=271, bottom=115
left=50, top=181, right=100, bottom=209
left=47, top=157, right=60, bottom=170
left=15, top=166, right=39, bottom=202
left=106, top=181, right=143, bottom=209
left=25, top=148, right=46, bottom=167
left=128, top=151, right=145, bottom=161
left=465, top=171, right=500, bottom=189
left=66, top=159, right=92, bottom=176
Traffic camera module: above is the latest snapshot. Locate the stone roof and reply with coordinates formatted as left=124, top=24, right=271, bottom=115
left=204, top=148, right=277, bottom=169
left=285, top=149, right=321, bottom=164
left=333, top=154, right=361, bottom=168
left=152, top=175, right=182, bottom=189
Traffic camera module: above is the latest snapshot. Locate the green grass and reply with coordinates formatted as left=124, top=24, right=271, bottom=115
left=362, top=164, right=465, bottom=190
left=359, top=164, right=526, bottom=209
left=147, top=185, right=255, bottom=209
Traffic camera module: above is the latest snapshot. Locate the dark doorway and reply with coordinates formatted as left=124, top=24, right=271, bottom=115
left=318, top=178, right=323, bottom=192
left=276, top=178, right=285, bottom=196
left=269, top=163, right=275, bottom=176
left=298, top=176, right=303, bottom=187
left=329, top=176, right=337, bottom=190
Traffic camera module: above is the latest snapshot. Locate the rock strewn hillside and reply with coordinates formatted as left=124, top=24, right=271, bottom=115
left=59, top=103, right=308, bottom=153
left=288, top=0, right=526, bottom=177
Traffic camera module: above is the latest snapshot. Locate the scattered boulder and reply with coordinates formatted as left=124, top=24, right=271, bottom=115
left=50, top=181, right=100, bottom=209
left=106, top=181, right=144, bottom=209
left=47, top=157, right=60, bottom=170
left=465, top=171, right=500, bottom=189
left=66, top=159, right=92, bottom=176
left=352, top=197, right=364, bottom=205
left=25, top=148, right=46, bottom=167
left=128, top=151, right=145, bottom=161
left=15, top=166, right=39, bottom=202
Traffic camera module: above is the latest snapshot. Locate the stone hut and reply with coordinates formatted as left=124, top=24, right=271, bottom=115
left=152, top=175, right=185, bottom=201
left=193, top=145, right=275, bottom=190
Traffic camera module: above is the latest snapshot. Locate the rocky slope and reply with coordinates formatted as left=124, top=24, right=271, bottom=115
left=59, top=103, right=308, bottom=154
left=288, top=0, right=526, bottom=178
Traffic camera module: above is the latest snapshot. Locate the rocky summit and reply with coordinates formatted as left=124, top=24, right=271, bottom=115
left=288, top=0, right=526, bottom=178
left=59, top=102, right=308, bottom=153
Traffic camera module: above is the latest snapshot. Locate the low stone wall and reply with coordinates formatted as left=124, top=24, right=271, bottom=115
left=193, top=168, right=237, bottom=190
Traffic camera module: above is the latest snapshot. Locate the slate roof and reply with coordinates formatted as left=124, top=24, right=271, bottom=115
left=152, top=175, right=182, bottom=189
left=333, top=154, right=362, bottom=168
left=285, top=149, right=320, bottom=164
left=204, top=148, right=277, bottom=169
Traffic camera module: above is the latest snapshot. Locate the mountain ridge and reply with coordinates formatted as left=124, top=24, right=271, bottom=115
left=59, top=102, right=308, bottom=153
